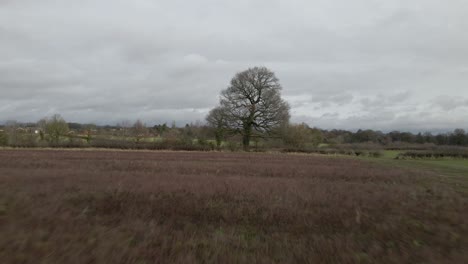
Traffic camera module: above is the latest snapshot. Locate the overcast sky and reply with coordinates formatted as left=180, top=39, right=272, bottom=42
left=1, top=0, right=467, bottom=132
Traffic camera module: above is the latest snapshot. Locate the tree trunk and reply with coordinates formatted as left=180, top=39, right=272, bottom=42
left=215, top=134, right=221, bottom=147
left=242, top=124, right=252, bottom=151
left=242, top=134, right=250, bottom=151
left=215, top=127, right=223, bottom=148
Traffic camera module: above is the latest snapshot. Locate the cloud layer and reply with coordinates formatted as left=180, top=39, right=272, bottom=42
left=1, top=0, right=467, bottom=132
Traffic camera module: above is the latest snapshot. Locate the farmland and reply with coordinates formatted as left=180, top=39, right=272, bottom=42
left=0, top=149, right=467, bottom=263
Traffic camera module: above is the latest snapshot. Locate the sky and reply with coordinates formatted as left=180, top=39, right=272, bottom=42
left=1, top=0, right=467, bottom=132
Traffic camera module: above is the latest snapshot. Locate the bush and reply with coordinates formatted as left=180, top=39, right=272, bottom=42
left=226, top=141, right=241, bottom=152
left=0, top=132, right=7, bottom=146
left=396, top=148, right=468, bottom=160
left=85, top=137, right=214, bottom=152
left=282, top=146, right=383, bottom=158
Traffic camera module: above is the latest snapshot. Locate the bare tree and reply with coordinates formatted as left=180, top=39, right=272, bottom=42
left=44, top=114, right=69, bottom=144
left=118, top=120, right=132, bottom=137
left=37, top=118, right=47, bottom=141
left=132, top=119, right=148, bottom=143
left=5, top=120, right=19, bottom=145
left=208, top=67, right=290, bottom=150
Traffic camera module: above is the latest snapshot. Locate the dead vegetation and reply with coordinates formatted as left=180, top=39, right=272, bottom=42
left=0, top=150, right=466, bottom=263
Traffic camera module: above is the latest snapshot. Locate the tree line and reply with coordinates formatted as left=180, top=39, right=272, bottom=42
left=0, top=67, right=467, bottom=149
left=1, top=117, right=467, bottom=149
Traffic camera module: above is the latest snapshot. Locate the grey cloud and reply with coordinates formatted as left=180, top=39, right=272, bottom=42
left=360, top=91, right=412, bottom=110
left=0, top=0, right=467, bottom=131
left=432, top=96, right=468, bottom=111
left=314, top=94, right=354, bottom=106
left=286, top=92, right=354, bottom=109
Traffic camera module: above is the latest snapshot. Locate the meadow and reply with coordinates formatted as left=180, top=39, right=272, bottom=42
left=0, top=149, right=466, bottom=263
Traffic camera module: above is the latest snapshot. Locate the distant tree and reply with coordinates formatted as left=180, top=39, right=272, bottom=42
left=183, top=124, right=194, bottom=138
left=283, top=123, right=322, bottom=148
left=400, top=132, right=415, bottom=143
left=164, top=126, right=181, bottom=142
left=189, top=120, right=210, bottom=144
left=36, top=118, right=47, bottom=141
left=44, top=114, right=69, bottom=144
left=0, top=130, right=7, bottom=146
left=449, top=129, right=466, bottom=146
left=153, top=123, right=168, bottom=136
left=309, top=128, right=324, bottom=146
left=132, top=120, right=148, bottom=143
left=208, top=67, right=290, bottom=150
left=388, top=131, right=402, bottom=142
left=67, top=123, right=83, bottom=130
left=415, top=133, right=425, bottom=144
left=83, top=124, right=97, bottom=143
left=118, top=120, right=132, bottom=137
left=4, top=120, right=19, bottom=145
left=435, top=133, right=448, bottom=145
left=352, top=129, right=379, bottom=143
left=423, top=132, right=435, bottom=144
left=206, top=106, right=229, bottom=147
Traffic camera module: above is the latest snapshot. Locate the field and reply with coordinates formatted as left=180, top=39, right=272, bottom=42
left=359, top=150, right=468, bottom=195
left=0, top=149, right=467, bottom=263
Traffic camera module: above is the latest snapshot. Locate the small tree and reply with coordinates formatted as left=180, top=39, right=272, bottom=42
left=283, top=123, right=323, bottom=149
left=37, top=118, right=47, bottom=141
left=208, top=67, right=290, bottom=150
left=206, top=106, right=229, bottom=147
left=44, top=114, right=69, bottom=144
left=0, top=130, right=7, bottom=146
left=153, top=123, right=168, bottom=136
left=4, top=120, right=19, bottom=145
left=118, top=120, right=132, bottom=137
left=84, top=124, right=97, bottom=143
left=132, top=120, right=148, bottom=143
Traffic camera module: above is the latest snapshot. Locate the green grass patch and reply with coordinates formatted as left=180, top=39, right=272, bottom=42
left=381, top=150, right=401, bottom=159
left=357, top=151, right=468, bottom=194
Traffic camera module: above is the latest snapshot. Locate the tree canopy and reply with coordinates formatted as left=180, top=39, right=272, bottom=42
left=207, top=67, right=290, bottom=150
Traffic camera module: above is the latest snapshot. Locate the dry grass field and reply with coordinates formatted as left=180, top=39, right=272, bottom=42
left=0, top=149, right=466, bottom=263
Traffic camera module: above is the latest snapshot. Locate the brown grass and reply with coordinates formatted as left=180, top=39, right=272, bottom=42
left=0, top=149, right=466, bottom=263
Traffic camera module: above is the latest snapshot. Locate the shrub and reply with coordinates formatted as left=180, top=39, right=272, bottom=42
left=0, top=132, right=8, bottom=146
left=396, top=148, right=468, bottom=160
